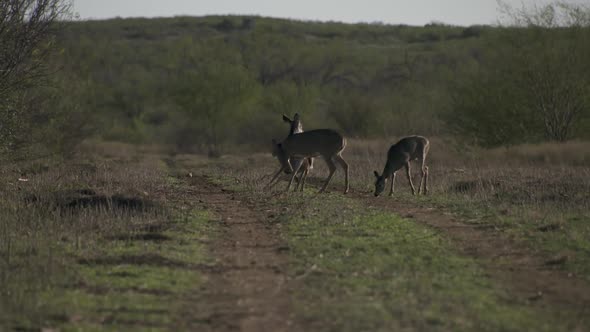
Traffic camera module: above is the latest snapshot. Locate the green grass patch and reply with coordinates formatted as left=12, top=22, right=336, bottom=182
left=60, top=210, right=211, bottom=328
left=407, top=192, right=590, bottom=282
left=275, top=193, right=579, bottom=331
left=1, top=209, right=213, bottom=331
left=46, top=291, right=173, bottom=331
left=174, top=159, right=590, bottom=331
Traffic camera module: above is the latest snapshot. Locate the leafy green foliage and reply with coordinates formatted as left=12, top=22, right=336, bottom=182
left=448, top=3, right=590, bottom=147
left=54, top=16, right=485, bottom=152
left=169, top=38, right=261, bottom=155
left=45, top=9, right=590, bottom=152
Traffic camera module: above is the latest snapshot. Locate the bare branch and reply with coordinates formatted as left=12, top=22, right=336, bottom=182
left=0, top=0, right=72, bottom=154
left=0, top=0, right=71, bottom=100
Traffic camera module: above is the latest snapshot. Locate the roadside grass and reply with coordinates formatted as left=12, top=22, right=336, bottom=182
left=0, top=144, right=214, bottom=331
left=196, top=139, right=590, bottom=331
left=2, top=139, right=588, bottom=330
left=283, top=195, right=582, bottom=331
left=389, top=153, right=589, bottom=283
left=410, top=193, right=590, bottom=282
left=215, top=138, right=590, bottom=282
left=49, top=210, right=212, bottom=331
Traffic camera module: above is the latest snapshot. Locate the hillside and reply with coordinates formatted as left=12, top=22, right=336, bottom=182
left=3, top=11, right=590, bottom=332
left=57, top=16, right=490, bottom=153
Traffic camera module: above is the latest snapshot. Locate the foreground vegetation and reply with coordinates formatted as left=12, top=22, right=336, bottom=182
left=338, top=139, right=590, bottom=281
left=0, top=144, right=214, bottom=330
left=283, top=202, right=580, bottom=331
left=2, top=1, right=590, bottom=330
left=195, top=138, right=590, bottom=331
left=1, top=138, right=589, bottom=330
left=47, top=4, right=590, bottom=156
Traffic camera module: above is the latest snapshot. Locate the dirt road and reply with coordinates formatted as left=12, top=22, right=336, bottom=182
left=180, top=173, right=590, bottom=331
left=355, top=194, right=590, bottom=317
left=185, top=175, right=296, bottom=332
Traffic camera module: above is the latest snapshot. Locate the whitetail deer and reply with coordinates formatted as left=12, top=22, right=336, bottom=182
left=273, top=129, right=349, bottom=194
left=373, top=135, right=430, bottom=197
left=267, top=113, right=312, bottom=191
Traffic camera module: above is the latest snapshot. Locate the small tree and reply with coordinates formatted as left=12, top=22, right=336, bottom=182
left=172, top=39, right=261, bottom=156
left=447, top=1, right=590, bottom=146
left=0, top=0, right=73, bottom=156
left=500, top=1, right=590, bottom=141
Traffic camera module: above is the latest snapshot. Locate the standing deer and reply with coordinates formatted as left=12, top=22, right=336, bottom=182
left=373, top=135, right=430, bottom=197
left=273, top=129, right=349, bottom=194
left=267, top=113, right=312, bottom=191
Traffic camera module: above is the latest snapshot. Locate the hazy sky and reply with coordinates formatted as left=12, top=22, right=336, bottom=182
left=71, top=0, right=579, bottom=26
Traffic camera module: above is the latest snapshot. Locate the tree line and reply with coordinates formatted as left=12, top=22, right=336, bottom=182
left=1, top=1, right=589, bottom=160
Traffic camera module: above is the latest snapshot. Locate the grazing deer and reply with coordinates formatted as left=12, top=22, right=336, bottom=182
left=267, top=113, right=312, bottom=191
left=373, top=135, right=430, bottom=197
left=273, top=129, right=349, bottom=194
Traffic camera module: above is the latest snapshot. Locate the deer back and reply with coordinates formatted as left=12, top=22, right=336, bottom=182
left=387, top=135, right=429, bottom=163
left=282, top=129, right=345, bottom=158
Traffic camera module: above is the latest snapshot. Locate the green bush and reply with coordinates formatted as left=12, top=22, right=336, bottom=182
left=447, top=4, right=590, bottom=147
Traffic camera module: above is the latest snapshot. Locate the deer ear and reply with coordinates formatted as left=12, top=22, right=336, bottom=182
left=373, top=171, right=380, bottom=178
left=282, top=115, right=292, bottom=123
left=293, top=113, right=300, bottom=120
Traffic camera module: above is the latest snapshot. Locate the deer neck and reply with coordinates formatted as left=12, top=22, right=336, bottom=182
left=290, top=124, right=303, bottom=136
left=383, top=159, right=399, bottom=180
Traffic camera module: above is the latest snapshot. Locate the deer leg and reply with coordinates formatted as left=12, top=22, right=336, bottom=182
left=418, top=171, right=424, bottom=195
left=333, top=154, right=349, bottom=194
left=418, top=159, right=426, bottom=195
left=405, top=162, right=416, bottom=195
left=267, top=167, right=284, bottom=189
left=424, top=166, right=429, bottom=195
left=388, top=172, right=396, bottom=196
left=319, top=157, right=337, bottom=193
left=294, top=172, right=300, bottom=192
left=293, top=171, right=302, bottom=192
left=286, top=162, right=304, bottom=192
left=295, top=159, right=309, bottom=192
left=299, top=168, right=309, bottom=192
left=419, top=165, right=428, bottom=195
left=294, top=165, right=308, bottom=192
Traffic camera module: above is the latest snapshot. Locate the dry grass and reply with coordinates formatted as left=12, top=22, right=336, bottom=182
left=201, top=138, right=590, bottom=278
left=169, top=137, right=588, bottom=209
left=236, top=138, right=590, bottom=210
left=340, top=138, right=590, bottom=209
left=196, top=138, right=590, bottom=331
left=2, top=139, right=589, bottom=328
left=0, top=146, right=171, bottom=327
left=487, top=140, right=590, bottom=166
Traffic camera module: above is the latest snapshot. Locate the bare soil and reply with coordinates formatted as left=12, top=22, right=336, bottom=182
left=183, top=175, right=297, bottom=332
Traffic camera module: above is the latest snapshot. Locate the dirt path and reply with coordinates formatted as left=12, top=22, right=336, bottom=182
left=171, top=167, right=589, bottom=330
left=185, top=175, right=296, bottom=332
left=351, top=192, right=590, bottom=318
